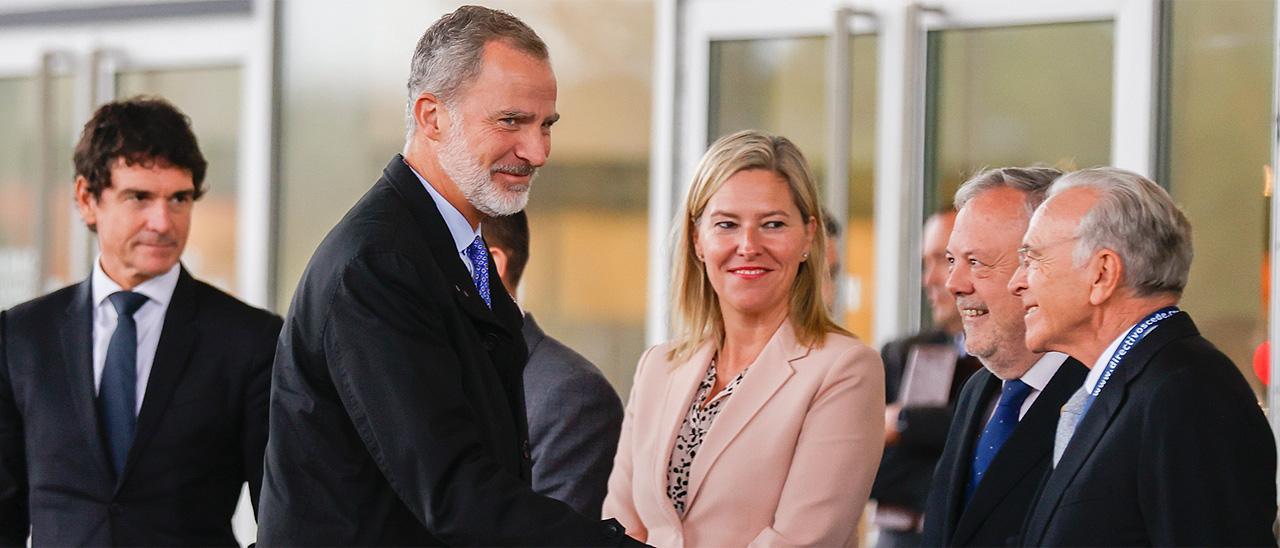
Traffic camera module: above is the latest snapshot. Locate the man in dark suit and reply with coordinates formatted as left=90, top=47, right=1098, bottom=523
left=484, top=210, right=624, bottom=518
left=871, top=209, right=981, bottom=547
left=0, top=97, right=281, bottom=546
left=920, top=167, right=1086, bottom=547
left=257, top=6, right=639, bottom=545
left=1009, top=167, right=1276, bottom=546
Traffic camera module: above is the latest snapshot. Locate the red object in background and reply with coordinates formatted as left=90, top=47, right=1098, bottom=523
left=1254, top=341, right=1269, bottom=386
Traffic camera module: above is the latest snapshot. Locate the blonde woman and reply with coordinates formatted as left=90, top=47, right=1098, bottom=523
left=603, top=130, right=885, bottom=546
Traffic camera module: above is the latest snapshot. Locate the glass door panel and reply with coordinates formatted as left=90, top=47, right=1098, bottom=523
left=117, top=67, right=244, bottom=295
left=1165, top=0, right=1276, bottom=398
left=925, top=21, right=1114, bottom=213
left=921, top=20, right=1114, bottom=327
left=0, top=76, right=40, bottom=309
left=0, top=73, right=77, bottom=309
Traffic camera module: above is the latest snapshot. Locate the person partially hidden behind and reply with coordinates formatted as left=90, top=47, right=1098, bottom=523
left=1010, top=167, right=1276, bottom=546
left=0, top=97, right=282, bottom=545
left=870, top=209, right=981, bottom=547
left=258, top=5, right=641, bottom=545
left=921, top=167, right=1086, bottom=547
left=604, top=129, right=885, bottom=546
left=484, top=210, right=624, bottom=518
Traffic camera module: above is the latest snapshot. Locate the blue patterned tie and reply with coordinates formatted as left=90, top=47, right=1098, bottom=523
left=465, top=235, right=492, bottom=308
left=100, top=290, right=148, bottom=477
left=966, top=378, right=1032, bottom=502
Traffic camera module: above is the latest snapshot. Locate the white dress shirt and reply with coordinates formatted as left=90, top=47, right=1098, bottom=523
left=91, top=259, right=180, bottom=415
left=406, top=161, right=481, bottom=276
left=985, top=351, right=1070, bottom=424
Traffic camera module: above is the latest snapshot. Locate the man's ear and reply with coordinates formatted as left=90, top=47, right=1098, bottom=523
left=74, top=176, right=98, bottom=232
left=488, top=246, right=513, bottom=294
left=412, top=92, right=447, bottom=143
left=1087, top=248, right=1124, bottom=305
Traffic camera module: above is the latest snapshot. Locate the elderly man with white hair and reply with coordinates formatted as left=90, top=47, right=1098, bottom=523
left=1008, top=167, right=1276, bottom=546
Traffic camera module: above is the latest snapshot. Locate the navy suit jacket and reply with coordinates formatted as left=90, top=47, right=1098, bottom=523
left=0, top=269, right=280, bottom=546
left=1020, top=312, right=1276, bottom=547
left=921, top=358, right=1086, bottom=547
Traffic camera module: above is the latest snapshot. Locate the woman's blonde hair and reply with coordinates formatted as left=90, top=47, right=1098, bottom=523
left=668, top=129, right=850, bottom=361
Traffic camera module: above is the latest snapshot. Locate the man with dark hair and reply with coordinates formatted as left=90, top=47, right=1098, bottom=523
left=258, top=6, right=640, bottom=545
left=870, top=209, right=981, bottom=547
left=484, top=210, right=623, bottom=519
left=0, top=97, right=281, bottom=545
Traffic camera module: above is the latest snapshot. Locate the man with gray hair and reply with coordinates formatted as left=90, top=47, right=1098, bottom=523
left=1010, top=167, right=1276, bottom=546
left=259, top=6, right=639, bottom=545
left=919, top=167, right=1086, bottom=547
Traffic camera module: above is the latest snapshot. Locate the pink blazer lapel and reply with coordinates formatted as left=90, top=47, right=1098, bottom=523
left=652, top=342, right=715, bottom=525
left=682, top=320, right=808, bottom=514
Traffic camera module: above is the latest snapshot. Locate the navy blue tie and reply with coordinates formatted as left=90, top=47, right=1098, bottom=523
left=100, top=291, right=148, bottom=477
left=464, top=236, right=492, bottom=308
left=966, top=379, right=1032, bottom=502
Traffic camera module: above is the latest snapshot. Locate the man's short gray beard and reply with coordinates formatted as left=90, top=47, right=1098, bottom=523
left=438, top=113, right=533, bottom=218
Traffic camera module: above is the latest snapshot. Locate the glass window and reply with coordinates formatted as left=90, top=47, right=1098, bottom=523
left=926, top=21, right=1114, bottom=211
left=708, top=34, right=879, bottom=339
left=1164, top=0, right=1275, bottom=396
left=0, top=74, right=76, bottom=309
left=0, top=76, right=41, bottom=309
left=276, top=0, right=653, bottom=393
left=923, top=21, right=1113, bottom=328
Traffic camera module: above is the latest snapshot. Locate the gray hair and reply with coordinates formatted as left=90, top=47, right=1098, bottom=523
left=404, top=5, right=549, bottom=141
left=954, top=166, right=1063, bottom=214
left=1048, top=167, right=1193, bottom=297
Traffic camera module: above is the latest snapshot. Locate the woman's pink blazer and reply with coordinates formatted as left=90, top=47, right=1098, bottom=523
left=603, top=320, right=886, bottom=547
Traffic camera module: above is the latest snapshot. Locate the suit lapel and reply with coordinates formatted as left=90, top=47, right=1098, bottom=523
left=117, top=268, right=199, bottom=492
left=940, top=370, right=999, bottom=543
left=1023, top=315, right=1195, bottom=544
left=653, top=342, right=713, bottom=526
left=953, top=359, right=1086, bottom=545
left=60, top=279, right=113, bottom=479
left=381, top=155, right=515, bottom=338
left=683, top=321, right=800, bottom=514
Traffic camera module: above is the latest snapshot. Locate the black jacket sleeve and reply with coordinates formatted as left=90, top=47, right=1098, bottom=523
left=324, top=253, right=636, bottom=546
left=241, top=312, right=281, bottom=518
left=0, top=310, right=29, bottom=546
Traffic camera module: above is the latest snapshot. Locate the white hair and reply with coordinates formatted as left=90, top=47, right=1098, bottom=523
left=1048, top=167, right=1193, bottom=296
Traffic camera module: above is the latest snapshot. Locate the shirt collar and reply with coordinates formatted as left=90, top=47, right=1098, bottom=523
left=91, top=257, right=181, bottom=309
left=1084, top=324, right=1133, bottom=393
left=405, top=161, right=481, bottom=255
left=1011, top=351, right=1069, bottom=392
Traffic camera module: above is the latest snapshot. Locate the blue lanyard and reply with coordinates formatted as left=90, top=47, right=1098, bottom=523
left=1081, top=306, right=1181, bottom=417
